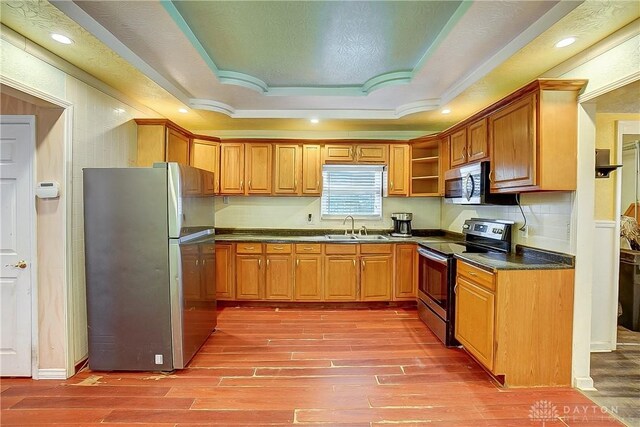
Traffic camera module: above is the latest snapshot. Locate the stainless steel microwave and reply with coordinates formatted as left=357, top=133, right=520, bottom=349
left=444, top=162, right=517, bottom=205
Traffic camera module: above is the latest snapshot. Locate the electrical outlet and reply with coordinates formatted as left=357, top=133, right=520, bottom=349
left=519, top=225, right=529, bottom=238
left=306, top=213, right=316, bottom=225
left=222, top=196, right=229, bottom=205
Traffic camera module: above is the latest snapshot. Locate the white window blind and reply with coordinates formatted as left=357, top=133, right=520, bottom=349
left=321, top=165, right=384, bottom=219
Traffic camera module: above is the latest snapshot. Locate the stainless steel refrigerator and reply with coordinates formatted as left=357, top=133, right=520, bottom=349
left=83, top=163, right=216, bottom=371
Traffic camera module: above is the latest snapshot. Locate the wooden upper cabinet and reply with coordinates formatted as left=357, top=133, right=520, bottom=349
left=274, top=144, right=301, bottom=195
left=356, top=144, right=388, bottom=163
left=245, top=143, right=272, bottom=194
left=220, top=143, right=245, bottom=194
left=323, top=145, right=354, bottom=163
left=438, top=136, right=450, bottom=196
left=467, top=118, right=488, bottom=162
left=487, top=81, right=584, bottom=193
left=302, top=145, right=322, bottom=195
left=323, top=143, right=388, bottom=164
left=191, top=139, right=220, bottom=194
left=489, top=94, right=536, bottom=191
left=388, top=145, right=410, bottom=196
left=449, top=128, right=467, bottom=167
left=136, top=119, right=191, bottom=167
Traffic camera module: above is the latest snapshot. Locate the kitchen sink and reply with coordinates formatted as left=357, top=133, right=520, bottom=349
left=324, top=234, right=389, bottom=241
left=325, top=234, right=357, bottom=240
left=355, top=235, right=389, bottom=240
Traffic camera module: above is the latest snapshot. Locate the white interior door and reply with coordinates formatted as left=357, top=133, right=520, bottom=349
left=0, top=116, right=34, bottom=377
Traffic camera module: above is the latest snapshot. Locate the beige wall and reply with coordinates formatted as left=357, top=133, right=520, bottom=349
left=2, top=36, right=149, bottom=373
left=441, top=192, right=574, bottom=254
left=214, top=197, right=441, bottom=230
left=595, top=113, right=640, bottom=220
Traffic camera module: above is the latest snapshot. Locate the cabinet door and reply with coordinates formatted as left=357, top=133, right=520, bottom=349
left=191, top=139, right=220, bottom=194
left=302, top=145, right=322, bottom=195
left=167, top=128, right=190, bottom=165
left=489, top=94, right=536, bottom=190
left=220, top=143, right=245, bottom=194
left=181, top=246, right=202, bottom=301
left=449, top=128, right=467, bottom=167
left=389, top=145, right=409, bottom=196
left=455, top=276, right=495, bottom=370
left=215, top=244, right=234, bottom=300
left=265, top=255, right=293, bottom=300
left=294, top=255, right=323, bottom=300
left=201, top=246, right=216, bottom=301
left=324, top=256, right=358, bottom=301
left=136, top=124, right=166, bottom=167
left=324, top=145, right=354, bottom=163
left=467, top=118, right=488, bottom=162
left=357, top=144, right=388, bottom=163
left=360, top=255, right=393, bottom=301
left=394, top=244, right=416, bottom=300
left=245, top=143, right=272, bottom=194
left=181, top=164, right=203, bottom=196
left=236, top=255, right=263, bottom=300
left=438, top=136, right=450, bottom=196
left=274, top=144, right=301, bottom=195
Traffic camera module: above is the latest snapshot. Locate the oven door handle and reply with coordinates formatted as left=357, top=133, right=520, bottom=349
left=417, top=248, right=449, bottom=264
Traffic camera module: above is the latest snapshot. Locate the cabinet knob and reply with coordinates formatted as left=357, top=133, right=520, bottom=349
left=390, top=181, right=394, bottom=190
left=361, top=260, right=365, bottom=270
left=296, top=259, right=300, bottom=267
left=248, top=180, right=252, bottom=190
left=266, top=259, right=270, bottom=267
left=240, top=180, right=244, bottom=191
left=195, top=259, right=199, bottom=266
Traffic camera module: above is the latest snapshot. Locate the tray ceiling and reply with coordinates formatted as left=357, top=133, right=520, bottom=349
left=1, top=1, right=638, bottom=132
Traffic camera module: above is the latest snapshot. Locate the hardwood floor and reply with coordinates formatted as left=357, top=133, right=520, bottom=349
left=585, top=326, right=640, bottom=426
left=1, top=307, right=622, bottom=425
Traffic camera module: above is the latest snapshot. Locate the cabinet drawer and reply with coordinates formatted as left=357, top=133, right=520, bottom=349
left=457, top=261, right=495, bottom=291
left=266, top=243, right=292, bottom=254
left=325, top=244, right=357, bottom=255
left=295, top=243, right=322, bottom=254
left=236, top=243, right=263, bottom=254
left=360, top=243, right=393, bottom=254
left=181, top=245, right=199, bottom=255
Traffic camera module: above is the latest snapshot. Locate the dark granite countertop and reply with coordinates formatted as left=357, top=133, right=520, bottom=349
left=214, top=228, right=462, bottom=245
left=454, top=245, right=575, bottom=272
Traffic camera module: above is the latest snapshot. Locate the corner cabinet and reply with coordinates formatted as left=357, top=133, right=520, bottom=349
left=455, top=261, right=574, bottom=387
left=410, top=136, right=441, bottom=196
left=488, top=81, right=585, bottom=193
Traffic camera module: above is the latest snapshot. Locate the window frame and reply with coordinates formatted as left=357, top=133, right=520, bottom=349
left=320, top=164, right=386, bottom=220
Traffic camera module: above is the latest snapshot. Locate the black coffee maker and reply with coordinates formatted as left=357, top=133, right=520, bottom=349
left=391, top=213, right=412, bottom=237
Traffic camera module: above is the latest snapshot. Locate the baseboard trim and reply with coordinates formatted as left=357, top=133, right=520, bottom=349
left=37, top=368, right=68, bottom=380
left=574, top=376, right=596, bottom=390
left=590, top=341, right=614, bottom=352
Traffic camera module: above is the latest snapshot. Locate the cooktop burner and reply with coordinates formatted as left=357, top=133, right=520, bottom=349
left=419, top=242, right=496, bottom=257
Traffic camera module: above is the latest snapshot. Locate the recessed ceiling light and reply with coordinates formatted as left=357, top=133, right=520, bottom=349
left=51, top=33, right=73, bottom=44
left=555, top=37, right=576, bottom=48
left=178, top=108, right=188, bottom=113
left=441, top=109, right=451, bottom=114
left=310, top=118, right=320, bottom=124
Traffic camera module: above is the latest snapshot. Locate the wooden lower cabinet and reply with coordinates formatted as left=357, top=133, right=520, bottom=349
left=214, top=243, right=234, bottom=300
left=324, top=256, right=358, bottom=300
left=394, top=244, right=417, bottom=300
left=265, top=255, right=293, bottom=300
left=360, top=255, right=393, bottom=301
left=455, top=276, right=495, bottom=370
left=455, top=261, right=574, bottom=387
left=294, top=255, right=323, bottom=300
left=236, top=255, right=264, bottom=300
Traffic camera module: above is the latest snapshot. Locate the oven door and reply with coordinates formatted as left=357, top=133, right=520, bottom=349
left=417, top=248, right=451, bottom=320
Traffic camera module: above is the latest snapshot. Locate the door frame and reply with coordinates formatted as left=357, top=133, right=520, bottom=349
left=0, top=115, right=36, bottom=377
left=1, top=75, right=74, bottom=379
left=613, top=120, right=640, bottom=348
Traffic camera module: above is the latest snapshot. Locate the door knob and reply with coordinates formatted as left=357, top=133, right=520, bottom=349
left=6, top=260, right=27, bottom=269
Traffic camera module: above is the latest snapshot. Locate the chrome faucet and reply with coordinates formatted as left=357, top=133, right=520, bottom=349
left=343, top=215, right=355, bottom=235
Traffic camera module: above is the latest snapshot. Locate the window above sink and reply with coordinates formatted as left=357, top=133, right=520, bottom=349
left=321, top=165, right=385, bottom=220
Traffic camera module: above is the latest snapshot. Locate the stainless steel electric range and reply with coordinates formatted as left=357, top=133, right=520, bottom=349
left=417, top=218, right=513, bottom=347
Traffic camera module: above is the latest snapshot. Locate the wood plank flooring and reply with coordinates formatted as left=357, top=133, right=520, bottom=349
left=585, top=326, right=640, bottom=426
left=1, top=307, right=622, bottom=426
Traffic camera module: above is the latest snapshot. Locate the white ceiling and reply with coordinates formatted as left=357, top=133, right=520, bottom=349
left=51, top=0, right=580, bottom=120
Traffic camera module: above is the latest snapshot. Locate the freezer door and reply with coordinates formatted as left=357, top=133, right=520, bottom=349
left=162, top=163, right=215, bottom=238
left=169, top=239, right=217, bottom=369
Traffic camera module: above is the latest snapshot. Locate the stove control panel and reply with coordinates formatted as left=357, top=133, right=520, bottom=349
left=463, top=218, right=513, bottom=242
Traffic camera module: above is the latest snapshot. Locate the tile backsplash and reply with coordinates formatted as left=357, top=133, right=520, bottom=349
left=441, top=192, right=574, bottom=253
